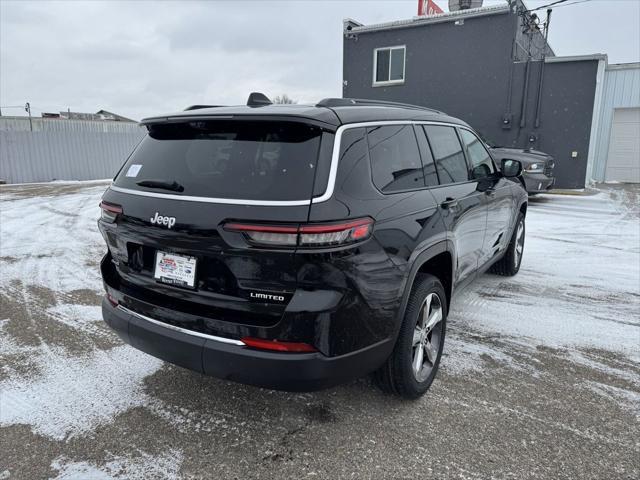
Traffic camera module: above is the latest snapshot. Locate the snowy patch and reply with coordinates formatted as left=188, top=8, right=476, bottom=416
left=585, top=382, right=640, bottom=417
left=46, top=304, right=103, bottom=324
left=0, top=318, right=38, bottom=358
left=0, top=346, right=162, bottom=440
left=0, top=185, right=106, bottom=293
left=51, top=449, right=183, bottom=480
left=442, top=334, right=525, bottom=375
left=567, top=350, right=640, bottom=387
left=45, top=303, right=107, bottom=338
left=450, top=191, right=640, bottom=358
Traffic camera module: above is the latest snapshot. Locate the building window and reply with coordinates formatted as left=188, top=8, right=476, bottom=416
left=373, top=46, right=405, bottom=86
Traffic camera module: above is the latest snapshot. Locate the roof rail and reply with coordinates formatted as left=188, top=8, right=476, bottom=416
left=184, top=105, right=222, bottom=111
left=316, top=98, right=443, bottom=114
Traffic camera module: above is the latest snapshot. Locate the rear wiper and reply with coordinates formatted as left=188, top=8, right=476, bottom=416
left=136, top=180, right=184, bottom=192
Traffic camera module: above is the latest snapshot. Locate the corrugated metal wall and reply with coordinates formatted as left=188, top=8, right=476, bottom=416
left=592, top=63, right=640, bottom=182
left=0, top=116, right=146, bottom=184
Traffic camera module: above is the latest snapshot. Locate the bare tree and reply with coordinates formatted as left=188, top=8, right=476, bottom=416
left=272, top=94, right=297, bottom=104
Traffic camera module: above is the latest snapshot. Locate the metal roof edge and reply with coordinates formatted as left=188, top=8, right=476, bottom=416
left=606, top=62, right=640, bottom=71
left=343, top=18, right=364, bottom=28
left=343, top=5, right=511, bottom=35
left=545, top=54, right=608, bottom=64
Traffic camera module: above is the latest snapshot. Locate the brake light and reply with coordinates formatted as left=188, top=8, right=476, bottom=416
left=241, top=337, right=317, bottom=353
left=106, top=292, right=118, bottom=307
left=224, top=217, right=373, bottom=248
left=99, top=201, right=123, bottom=223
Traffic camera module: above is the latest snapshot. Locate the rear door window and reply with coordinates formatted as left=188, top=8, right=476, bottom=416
left=114, top=121, right=322, bottom=201
left=423, top=125, right=469, bottom=184
left=367, top=124, right=424, bottom=193
left=414, top=125, right=440, bottom=187
left=460, top=129, right=495, bottom=179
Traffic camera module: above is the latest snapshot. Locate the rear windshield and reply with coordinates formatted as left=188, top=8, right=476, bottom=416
left=114, top=121, right=322, bottom=201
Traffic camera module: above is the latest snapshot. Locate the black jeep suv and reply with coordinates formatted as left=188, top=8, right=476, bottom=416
left=99, top=94, right=527, bottom=398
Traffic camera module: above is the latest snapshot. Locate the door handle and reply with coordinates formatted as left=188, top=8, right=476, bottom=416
left=440, top=197, right=458, bottom=209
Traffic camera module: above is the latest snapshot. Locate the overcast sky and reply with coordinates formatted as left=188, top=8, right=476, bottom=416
left=1, top=0, right=638, bottom=121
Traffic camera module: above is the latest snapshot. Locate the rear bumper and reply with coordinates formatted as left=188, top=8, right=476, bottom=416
left=524, top=173, right=555, bottom=193
left=102, top=297, right=393, bottom=391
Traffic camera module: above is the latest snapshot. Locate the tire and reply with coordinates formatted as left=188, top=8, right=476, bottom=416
left=490, top=212, right=525, bottom=276
left=374, top=273, right=447, bottom=399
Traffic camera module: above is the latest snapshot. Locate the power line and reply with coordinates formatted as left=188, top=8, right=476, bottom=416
left=527, top=0, right=592, bottom=12
left=526, top=0, right=569, bottom=11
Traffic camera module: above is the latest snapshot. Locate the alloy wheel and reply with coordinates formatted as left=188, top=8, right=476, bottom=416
left=411, top=292, right=443, bottom=382
left=514, top=220, right=525, bottom=268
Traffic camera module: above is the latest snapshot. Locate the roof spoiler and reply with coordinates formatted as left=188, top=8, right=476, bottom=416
left=183, top=105, right=222, bottom=111
left=247, top=92, right=272, bottom=107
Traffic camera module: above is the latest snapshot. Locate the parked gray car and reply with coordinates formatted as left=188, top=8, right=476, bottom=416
left=490, top=146, right=555, bottom=194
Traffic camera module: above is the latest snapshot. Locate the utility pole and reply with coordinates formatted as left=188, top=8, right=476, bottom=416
left=535, top=9, right=552, bottom=128
left=519, top=10, right=534, bottom=129
left=25, top=102, right=32, bottom=131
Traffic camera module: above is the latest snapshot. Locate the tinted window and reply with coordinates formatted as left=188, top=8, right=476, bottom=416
left=424, top=125, right=468, bottom=184
left=389, top=48, right=405, bottom=81
left=414, top=126, right=440, bottom=187
left=114, top=121, right=321, bottom=201
left=375, top=49, right=390, bottom=83
left=336, top=128, right=371, bottom=197
left=375, top=47, right=405, bottom=84
left=367, top=125, right=424, bottom=193
left=460, top=129, right=495, bottom=179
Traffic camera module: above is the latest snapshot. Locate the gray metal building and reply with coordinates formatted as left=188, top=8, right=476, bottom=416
left=342, top=2, right=639, bottom=188
left=589, top=62, right=640, bottom=183
left=0, top=116, right=145, bottom=184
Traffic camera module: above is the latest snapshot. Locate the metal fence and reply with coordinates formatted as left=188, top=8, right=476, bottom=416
left=0, top=116, right=146, bottom=184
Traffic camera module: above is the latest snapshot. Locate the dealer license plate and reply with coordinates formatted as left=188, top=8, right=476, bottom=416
left=154, top=251, right=197, bottom=288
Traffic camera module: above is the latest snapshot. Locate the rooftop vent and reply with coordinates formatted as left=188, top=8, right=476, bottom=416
left=449, top=0, right=483, bottom=11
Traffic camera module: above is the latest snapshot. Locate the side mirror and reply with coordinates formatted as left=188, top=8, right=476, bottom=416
left=501, top=159, right=523, bottom=178
left=472, top=163, right=492, bottom=180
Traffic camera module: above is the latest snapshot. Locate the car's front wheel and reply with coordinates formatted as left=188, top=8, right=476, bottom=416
left=375, top=274, right=447, bottom=399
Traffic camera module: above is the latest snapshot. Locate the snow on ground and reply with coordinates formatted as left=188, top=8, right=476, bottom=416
left=0, top=181, right=638, bottom=479
left=445, top=191, right=640, bottom=369
left=0, top=182, right=165, bottom=442
left=0, top=345, right=162, bottom=440
left=0, top=183, right=106, bottom=293
left=51, top=449, right=183, bottom=480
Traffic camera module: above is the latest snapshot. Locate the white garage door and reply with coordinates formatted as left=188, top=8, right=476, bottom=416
left=605, top=107, right=640, bottom=183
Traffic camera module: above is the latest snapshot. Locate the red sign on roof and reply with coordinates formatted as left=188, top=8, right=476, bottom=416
left=418, top=0, right=444, bottom=16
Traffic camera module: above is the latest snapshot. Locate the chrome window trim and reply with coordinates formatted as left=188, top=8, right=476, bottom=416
left=117, top=305, right=246, bottom=346
left=108, top=185, right=312, bottom=206
left=108, top=120, right=468, bottom=206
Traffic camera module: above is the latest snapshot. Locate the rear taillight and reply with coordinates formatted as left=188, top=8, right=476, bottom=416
left=224, top=217, right=373, bottom=248
left=99, top=201, right=122, bottom=223
left=241, top=337, right=317, bottom=353
left=106, top=292, right=118, bottom=307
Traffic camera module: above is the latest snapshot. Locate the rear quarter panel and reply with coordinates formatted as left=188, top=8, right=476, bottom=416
left=300, top=127, right=446, bottom=355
